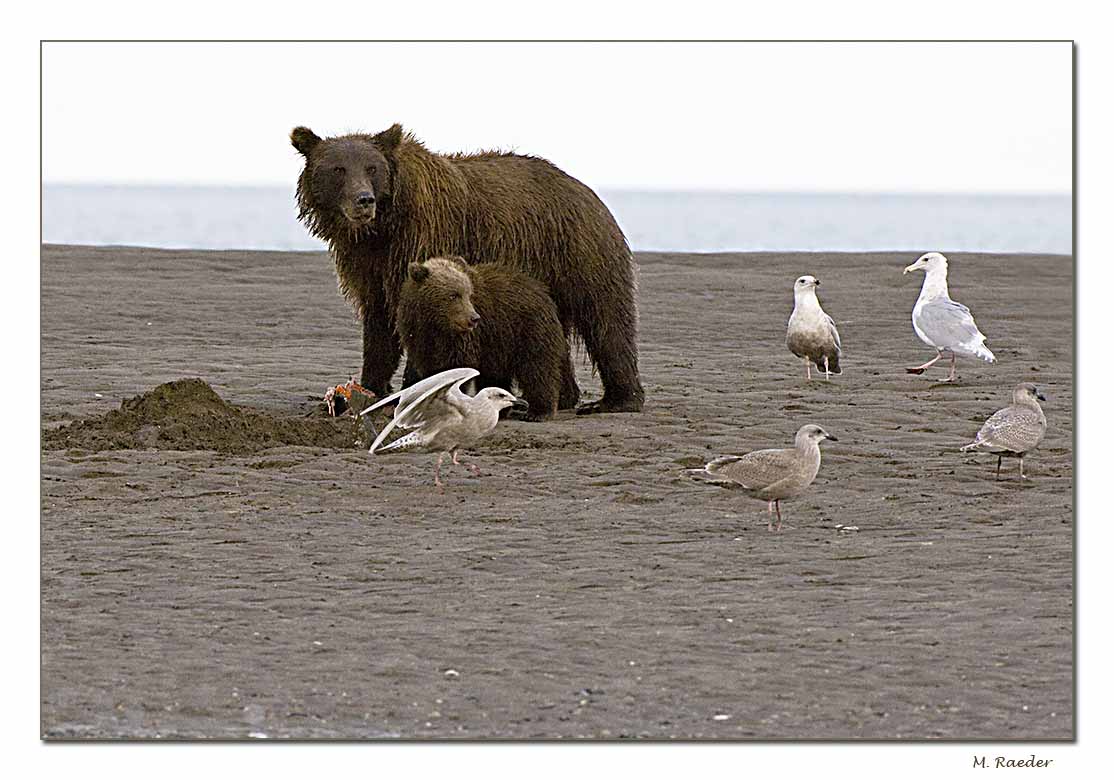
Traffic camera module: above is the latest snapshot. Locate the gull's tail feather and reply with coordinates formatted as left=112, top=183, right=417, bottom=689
left=960, top=438, right=989, bottom=452
left=683, top=463, right=739, bottom=488
left=371, top=431, right=423, bottom=454
left=972, top=339, right=995, bottom=363
left=704, top=456, right=743, bottom=475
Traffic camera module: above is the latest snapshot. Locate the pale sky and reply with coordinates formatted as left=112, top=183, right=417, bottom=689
left=42, top=41, right=1071, bottom=193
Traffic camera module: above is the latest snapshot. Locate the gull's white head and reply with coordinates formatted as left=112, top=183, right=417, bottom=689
left=793, top=275, right=821, bottom=295
left=795, top=424, right=838, bottom=448
left=477, top=386, right=527, bottom=413
left=904, top=251, right=948, bottom=275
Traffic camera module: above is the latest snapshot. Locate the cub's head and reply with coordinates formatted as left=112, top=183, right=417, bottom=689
left=402, top=256, right=481, bottom=333
left=291, top=124, right=404, bottom=232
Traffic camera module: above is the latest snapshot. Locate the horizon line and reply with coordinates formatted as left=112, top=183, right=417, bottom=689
left=41, top=182, right=1073, bottom=198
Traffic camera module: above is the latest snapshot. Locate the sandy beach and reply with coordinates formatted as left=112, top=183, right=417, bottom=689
left=40, top=244, right=1073, bottom=739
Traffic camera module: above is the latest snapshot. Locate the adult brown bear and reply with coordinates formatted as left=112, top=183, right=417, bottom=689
left=291, top=123, right=644, bottom=414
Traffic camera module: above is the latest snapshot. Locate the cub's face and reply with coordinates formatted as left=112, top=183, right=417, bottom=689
left=291, top=125, right=402, bottom=229
left=405, top=257, right=482, bottom=334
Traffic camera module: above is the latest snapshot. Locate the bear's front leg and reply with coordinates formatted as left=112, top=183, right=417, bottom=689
left=360, top=305, right=401, bottom=398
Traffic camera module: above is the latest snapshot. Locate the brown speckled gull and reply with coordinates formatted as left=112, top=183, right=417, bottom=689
left=361, top=367, right=526, bottom=491
left=786, top=275, right=842, bottom=381
left=961, top=382, right=1048, bottom=480
left=689, top=424, right=837, bottom=531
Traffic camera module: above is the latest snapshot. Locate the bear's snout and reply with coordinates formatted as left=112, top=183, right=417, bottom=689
left=342, top=191, right=377, bottom=225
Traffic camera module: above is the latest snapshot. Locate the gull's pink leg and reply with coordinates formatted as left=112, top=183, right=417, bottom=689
left=767, top=500, right=774, bottom=532
left=824, top=356, right=831, bottom=382
left=806, top=361, right=812, bottom=381
left=1019, top=457, right=1027, bottom=480
left=775, top=500, right=783, bottom=532
left=434, top=452, right=446, bottom=493
left=452, top=449, right=481, bottom=476
left=906, top=351, right=942, bottom=375
left=944, top=352, right=958, bottom=382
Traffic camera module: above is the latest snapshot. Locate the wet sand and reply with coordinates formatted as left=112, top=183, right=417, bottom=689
left=41, top=244, right=1073, bottom=739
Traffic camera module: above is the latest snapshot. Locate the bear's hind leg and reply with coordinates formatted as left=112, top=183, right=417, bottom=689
left=575, top=298, right=645, bottom=415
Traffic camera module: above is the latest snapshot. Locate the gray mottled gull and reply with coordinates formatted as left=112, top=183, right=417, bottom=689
left=686, top=424, right=837, bottom=531
left=903, top=251, right=995, bottom=381
left=360, top=367, right=526, bottom=490
left=961, top=382, right=1047, bottom=480
left=786, top=274, right=842, bottom=381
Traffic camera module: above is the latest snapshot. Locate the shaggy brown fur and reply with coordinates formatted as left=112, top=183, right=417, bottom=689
left=397, top=257, right=570, bottom=422
left=292, top=123, right=643, bottom=414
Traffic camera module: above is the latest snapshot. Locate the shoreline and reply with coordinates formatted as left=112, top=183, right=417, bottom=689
left=41, top=242, right=1074, bottom=259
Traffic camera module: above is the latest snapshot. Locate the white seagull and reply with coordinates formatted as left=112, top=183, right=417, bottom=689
left=903, top=252, right=995, bottom=381
left=786, top=275, right=842, bottom=381
left=360, top=367, right=526, bottom=491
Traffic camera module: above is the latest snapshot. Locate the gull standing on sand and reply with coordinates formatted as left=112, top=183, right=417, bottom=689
left=786, top=275, right=842, bottom=381
left=961, top=382, right=1047, bottom=480
left=687, top=424, right=837, bottom=531
left=361, top=367, right=526, bottom=491
left=903, top=252, right=995, bottom=381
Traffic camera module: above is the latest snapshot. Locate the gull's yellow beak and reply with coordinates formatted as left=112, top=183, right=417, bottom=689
left=903, top=262, right=920, bottom=275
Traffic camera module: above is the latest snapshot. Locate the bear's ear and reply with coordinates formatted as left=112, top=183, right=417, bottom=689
left=374, top=123, right=404, bottom=153
left=291, top=126, right=322, bottom=157
left=407, top=262, right=430, bottom=283
left=446, top=255, right=469, bottom=270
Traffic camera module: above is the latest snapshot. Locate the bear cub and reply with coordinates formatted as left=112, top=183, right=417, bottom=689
left=396, top=256, right=573, bottom=422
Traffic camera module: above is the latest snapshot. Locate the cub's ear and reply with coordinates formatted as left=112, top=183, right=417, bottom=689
left=407, top=262, right=430, bottom=283
left=446, top=255, right=469, bottom=270
left=291, top=126, right=322, bottom=156
left=374, top=123, right=404, bottom=153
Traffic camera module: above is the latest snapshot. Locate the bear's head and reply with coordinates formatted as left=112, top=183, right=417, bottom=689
left=403, top=256, right=481, bottom=334
left=291, top=124, right=403, bottom=230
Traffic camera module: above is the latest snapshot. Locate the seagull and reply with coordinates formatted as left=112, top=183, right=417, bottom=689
left=961, top=382, right=1047, bottom=480
left=786, top=275, right=842, bottom=381
left=903, top=252, right=995, bottom=381
left=686, top=424, right=837, bottom=531
left=360, top=367, right=526, bottom=491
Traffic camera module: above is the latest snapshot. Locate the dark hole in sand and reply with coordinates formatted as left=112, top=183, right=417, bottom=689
left=42, top=378, right=375, bottom=455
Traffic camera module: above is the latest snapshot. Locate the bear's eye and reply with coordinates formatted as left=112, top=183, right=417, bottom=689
left=367, top=165, right=377, bottom=175
left=333, top=166, right=345, bottom=174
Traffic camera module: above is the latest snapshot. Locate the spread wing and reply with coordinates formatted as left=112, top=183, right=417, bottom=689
left=360, top=367, right=478, bottom=420
left=366, top=368, right=478, bottom=454
left=914, top=297, right=986, bottom=351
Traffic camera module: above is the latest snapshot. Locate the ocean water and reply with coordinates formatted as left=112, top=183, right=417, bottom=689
left=41, top=185, right=1071, bottom=255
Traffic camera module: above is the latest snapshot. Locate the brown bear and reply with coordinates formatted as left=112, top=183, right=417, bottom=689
left=396, top=256, right=570, bottom=422
left=291, top=123, right=644, bottom=415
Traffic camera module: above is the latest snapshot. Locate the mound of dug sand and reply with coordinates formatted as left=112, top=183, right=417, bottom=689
left=43, top=378, right=369, bottom=455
